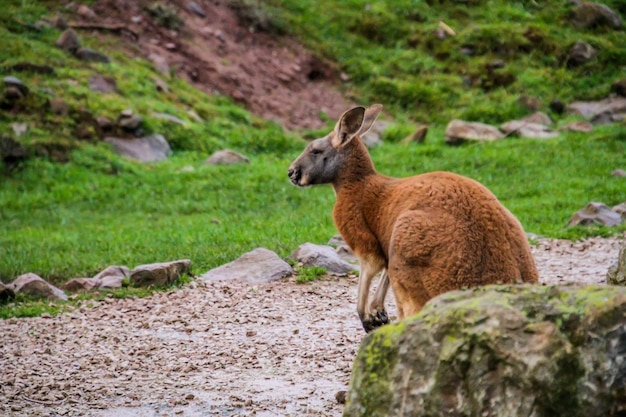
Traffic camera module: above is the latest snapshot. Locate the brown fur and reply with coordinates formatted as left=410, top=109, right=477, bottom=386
left=288, top=105, right=538, bottom=332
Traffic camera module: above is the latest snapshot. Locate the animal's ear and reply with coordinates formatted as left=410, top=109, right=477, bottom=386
left=357, top=104, right=383, bottom=136
left=331, top=106, right=365, bottom=148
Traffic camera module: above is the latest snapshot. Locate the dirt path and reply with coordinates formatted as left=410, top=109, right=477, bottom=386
left=1, top=236, right=623, bottom=417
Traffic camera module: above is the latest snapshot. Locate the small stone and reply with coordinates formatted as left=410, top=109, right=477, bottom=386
left=4, top=76, right=29, bottom=96
left=187, top=1, right=206, bottom=18
left=335, top=390, right=347, bottom=404
left=96, top=116, right=113, bottom=130
left=611, top=169, right=626, bottom=177
left=74, top=48, right=110, bottom=64
left=89, top=75, right=118, bottom=93
left=401, top=124, right=429, bottom=144
left=49, top=97, right=70, bottom=116
left=118, top=114, right=143, bottom=131
left=77, top=4, right=97, bottom=20
left=567, top=41, right=597, bottom=68
left=56, top=29, right=81, bottom=52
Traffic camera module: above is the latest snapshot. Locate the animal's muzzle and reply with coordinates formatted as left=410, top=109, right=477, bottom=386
left=288, top=167, right=301, bottom=185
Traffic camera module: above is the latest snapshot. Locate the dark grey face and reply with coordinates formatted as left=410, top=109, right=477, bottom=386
left=288, top=135, right=344, bottom=187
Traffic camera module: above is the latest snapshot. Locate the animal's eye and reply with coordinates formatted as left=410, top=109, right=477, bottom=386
left=311, top=148, right=323, bottom=155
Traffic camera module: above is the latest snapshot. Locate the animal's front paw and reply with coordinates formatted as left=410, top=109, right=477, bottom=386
left=360, top=310, right=390, bottom=333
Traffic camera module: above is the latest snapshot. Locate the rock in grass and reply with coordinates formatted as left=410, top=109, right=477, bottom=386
left=200, top=248, right=292, bottom=284
left=205, top=149, right=250, bottom=165
left=287, top=243, right=356, bottom=276
left=74, top=47, right=110, bottom=63
left=105, top=134, right=172, bottom=163
left=62, top=277, right=101, bottom=292
left=500, top=120, right=559, bottom=139
left=567, top=201, right=623, bottom=227
left=130, top=259, right=191, bottom=287
left=9, top=273, right=67, bottom=301
left=56, top=28, right=81, bottom=52
left=567, top=97, right=626, bottom=124
left=445, top=119, right=504, bottom=145
left=344, top=284, right=626, bottom=417
left=569, top=2, right=622, bottom=30
left=607, top=245, right=626, bottom=286
left=3, top=76, right=29, bottom=96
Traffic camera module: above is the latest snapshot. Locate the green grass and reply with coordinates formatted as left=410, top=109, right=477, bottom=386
left=295, top=266, right=328, bottom=283
left=1, top=0, right=625, bottom=317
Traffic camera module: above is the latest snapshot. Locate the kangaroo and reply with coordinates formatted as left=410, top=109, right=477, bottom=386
left=288, top=104, right=539, bottom=332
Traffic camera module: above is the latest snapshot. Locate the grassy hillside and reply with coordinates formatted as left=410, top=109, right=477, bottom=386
left=266, top=0, right=626, bottom=123
left=1, top=0, right=625, bottom=291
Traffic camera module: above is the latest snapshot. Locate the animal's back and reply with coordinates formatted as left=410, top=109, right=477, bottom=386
left=380, top=171, right=538, bottom=301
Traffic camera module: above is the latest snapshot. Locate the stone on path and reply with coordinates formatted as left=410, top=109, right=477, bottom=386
left=9, top=273, right=67, bottom=301
left=288, top=243, right=357, bottom=276
left=200, top=248, right=292, bottom=284
left=130, top=259, right=191, bottom=287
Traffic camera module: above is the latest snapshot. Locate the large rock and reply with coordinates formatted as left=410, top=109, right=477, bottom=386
left=55, top=29, right=81, bottom=52
left=344, top=284, right=626, bottom=417
left=62, top=277, right=101, bottom=292
left=130, top=259, right=191, bottom=287
left=569, top=2, right=622, bottom=30
left=200, top=248, right=292, bottom=284
left=499, top=120, right=559, bottom=139
left=607, top=246, right=626, bottom=286
left=105, top=134, right=172, bottom=162
left=444, top=120, right=504, bottom=145
left=567, top=97, right=626, bottom=124
left=567, top=201, right=623, bottom=227
left=287, top=243, right=357, bottom=276
left=9, top=273, right=67, bottom=301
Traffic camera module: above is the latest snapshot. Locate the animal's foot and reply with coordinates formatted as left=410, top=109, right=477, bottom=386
left=360, top=310, right=390, bottom=333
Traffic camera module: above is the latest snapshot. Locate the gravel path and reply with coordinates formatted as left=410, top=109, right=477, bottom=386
left=1, top=236, right=624, bottom=417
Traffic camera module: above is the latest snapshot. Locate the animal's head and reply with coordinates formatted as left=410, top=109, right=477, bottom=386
left=288, top=104, right=383, bottom=187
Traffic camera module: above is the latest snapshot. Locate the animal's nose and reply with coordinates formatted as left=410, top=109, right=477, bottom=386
left=288, top=168, right=295, bottom=178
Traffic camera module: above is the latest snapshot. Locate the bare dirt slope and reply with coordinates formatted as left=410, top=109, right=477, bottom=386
left=1, top=236, right=623, bottom=417
left=86, top=0, right=351, bottom=130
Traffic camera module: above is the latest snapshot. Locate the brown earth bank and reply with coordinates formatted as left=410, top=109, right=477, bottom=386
left=81, top=0, right=352, bottom=130
left=1, top=235, right=624, bottom=417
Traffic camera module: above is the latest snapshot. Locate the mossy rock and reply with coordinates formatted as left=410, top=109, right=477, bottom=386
left=344, top=284, right=626, bottom=417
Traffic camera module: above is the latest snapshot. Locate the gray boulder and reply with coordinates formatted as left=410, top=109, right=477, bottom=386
left=567, top=201, right=623, bottom=227
left=200, top=248, right=292, bottom=284
left=567, top=97, right=626, bottom=124
left=130, top=259, right=191, bottom=287
left=445, top=120, right=504, bottom=145
left=9, top=273, right=67, bottom=301
left=288, top=242, right=357, bottom=276
left=4, top=76, right=29, bottom=96
left=344, top=284, right=626, bottom=417
left=560, top=120, right=594, bottom=133
left=62, top=277, right=101, bottom=292
left=205, top=149, right=250, bottom=165
left=105, top=134, right=172, bottom=162
left=607, top=246, right=626, bottom=286
left=500, top=120, right=559, bottom=139
left=569, top=2, right=622, bottom=30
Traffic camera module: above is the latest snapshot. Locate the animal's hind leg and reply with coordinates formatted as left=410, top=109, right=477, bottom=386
left=388, top=210, right=442, bottom=319
left=368, top=270, right=390, bottom=326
